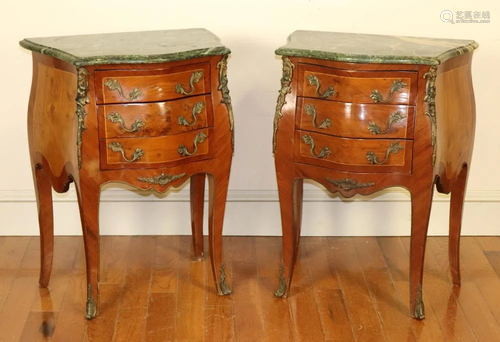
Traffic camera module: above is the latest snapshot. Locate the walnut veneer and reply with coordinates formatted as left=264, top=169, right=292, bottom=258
left=273, top=31, right=478, bottom=320
left=21, top=29, right=234, bottom=319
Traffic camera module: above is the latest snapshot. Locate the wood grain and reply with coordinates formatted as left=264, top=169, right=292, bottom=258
left=274, top=52, right=476, bottom=321
left=1, top=236, right=500, bottom=341
left=295, top=129, right=412, bottom=172
left=27, top=53, right=234, bottom=319
left=298, top=64, right=416, bottom=105
left=101, top=128, right=213, bottom=169
left=99, top=94, right=213, bottom=138
left=297, top=97, right=414, bottom=139
left=97, top=63, right=210, bottom=104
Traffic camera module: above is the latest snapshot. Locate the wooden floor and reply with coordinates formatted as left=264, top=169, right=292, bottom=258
left=1, top=236, right=500, bottom=342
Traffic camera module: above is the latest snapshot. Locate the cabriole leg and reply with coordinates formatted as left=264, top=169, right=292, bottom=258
left=76, top=183, right=101, bottom=320
left=190, top=173, right=206, bottom=260
left=449, top=165, right=468, bottom=285
left=409, top=182, right=434, bottom=320
left=32, top=165, right=54, bottom=288
left=275, top=175, right=301, bottom=298
left=207, top=173, right=231, bottom=295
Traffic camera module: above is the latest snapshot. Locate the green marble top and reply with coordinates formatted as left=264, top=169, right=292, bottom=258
left=20, top=28, right=230, bottom=66
left=276, top=31, right=478, bottom=65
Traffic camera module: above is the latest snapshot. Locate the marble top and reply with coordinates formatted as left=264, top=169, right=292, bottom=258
left=276, top=31, right=478, bottom=65
left=20, top=28, right=230, bottom=66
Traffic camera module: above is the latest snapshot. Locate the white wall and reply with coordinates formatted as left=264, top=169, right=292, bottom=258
left=0, top=0, right=499, bottom=236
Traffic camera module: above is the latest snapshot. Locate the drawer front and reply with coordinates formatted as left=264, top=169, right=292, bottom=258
left=294, top=130, right=412, bottom=173
left=298, top=64, right=417, bottom=105
left=297, top=98, right=414, bottom=139
left=99, top=95, right=213, bottom=139
left=100, top=128, right=213, bottom=170
left=96, top=62, right=210, bottom=104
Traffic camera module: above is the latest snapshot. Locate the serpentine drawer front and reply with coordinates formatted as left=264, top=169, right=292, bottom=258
left=298, top=64, right=417, bottom=105
left=294, top=130, right=412, bottom=173
left=99, top=95, right=213, bottom=138
left=296, top=98, right=414, bottom=139
left=273, top=30, right=478, bottom=321
left=20, top=28, right=235, bottom=320
left=101, top=128, right=214, bottom=170
left=96, top=63, right=210, bottom=104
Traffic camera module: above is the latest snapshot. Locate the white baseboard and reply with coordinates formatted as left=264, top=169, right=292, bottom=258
left=0, top=188, right=499, bottom=236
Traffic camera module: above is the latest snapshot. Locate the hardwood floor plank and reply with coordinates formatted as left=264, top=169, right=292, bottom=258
left=151, top=235, right=179, bottom=294
left=175, top=237, right=205, bottom=342
left=428, top=238, right=500, bottom=342
left=114, top=307, right=148, bottom=342
left=255, top=237, right=281, bottom=279
left=400, top=237, right=477, bottom=342
left=484, top=251, right=500, bottom=279
left=113, top=236, right=154, bottom=341
left=256, top=238, right=295, bottom=342
left=305, top=239, right=355, bottom=341
left=476, top=237, right=500, bottom=252
left=288, top=245, right=324, bottom=342
left=231, top=241, right=259, bottom=301
left=145, top=293, right=176, bottom=342
left=378, top=237, right=445, bottom=342
left=449, top=282, right=500, bottom=342
left=289, top=298, right=324, bottom=342
left=1, top=235, right=499, bottom=342
left=205, top=305, right=235, bottom=342
left=31, top=237, right=80, bottom=312
left=315, top=289, right=355, bottom=342
left=452, top=237, right=500, bottom=325
left=259, top=278, right=295, bottom=342
left=51, top=241, right=86, bottom=342
left=0, top=237, right=31, bottom=270
left=18, top=237, right=42, bottom=270
left=119, top=268, right=151, bottom=310
left=354, top=237, right=417, bottom=342
left=0, top=269, right=40, bottom=342
left=328, top=238, right=386, bottom=342
left=119, top=237, right=155, bottom=310
left=232, top=284, right=265, bottom=341
left=126, top=236, right=156, bottom=270
left=232, top=237, right=266, bottom=342
left=0, top=237, right=31, bottom=314
left=100, top=236, right=130, bottom=284
left=83, top=284, right=123, bottom=342
left=307, top=238, right=341, bottom=290
left=19, top=312, right=58, bottom=342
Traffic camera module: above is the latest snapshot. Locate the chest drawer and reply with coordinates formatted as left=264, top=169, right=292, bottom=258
left=100, top=128, right=213, bottom=170
left=294, top=130, right=412, bottom=173
left=298, top=64, right=417, bottom=105
left=296, top=98, right=414, bottom=139
left=96, top=62, right=211, bottom=104
left=98, top=95, right=213, bottom=139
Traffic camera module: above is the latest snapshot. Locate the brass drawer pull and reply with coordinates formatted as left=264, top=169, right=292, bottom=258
left=178, top=102, right=205, bottom=127
left=107, top=112, right=145, bottom=133
left=104, top=79, right=142, bottom=101
left=304, top=104, right=332, bottom=129
left=307, top=74, right=336, bottom=99
left=178, top=132, right=207, bottom=157
left=326, top=177, right=375, bottom=191
left=302, top=135, right=331, bottom=159
left=366, top=142, right=403, bottom=165
left=368, top=111, right=405, bottom=135
left=138, top=172, right=186, bottom=186
left=370, top=80, right=407, bottom=103
left=175, top=71, right=204, bottom=96
left=108, top=142, right=144, bottom=163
